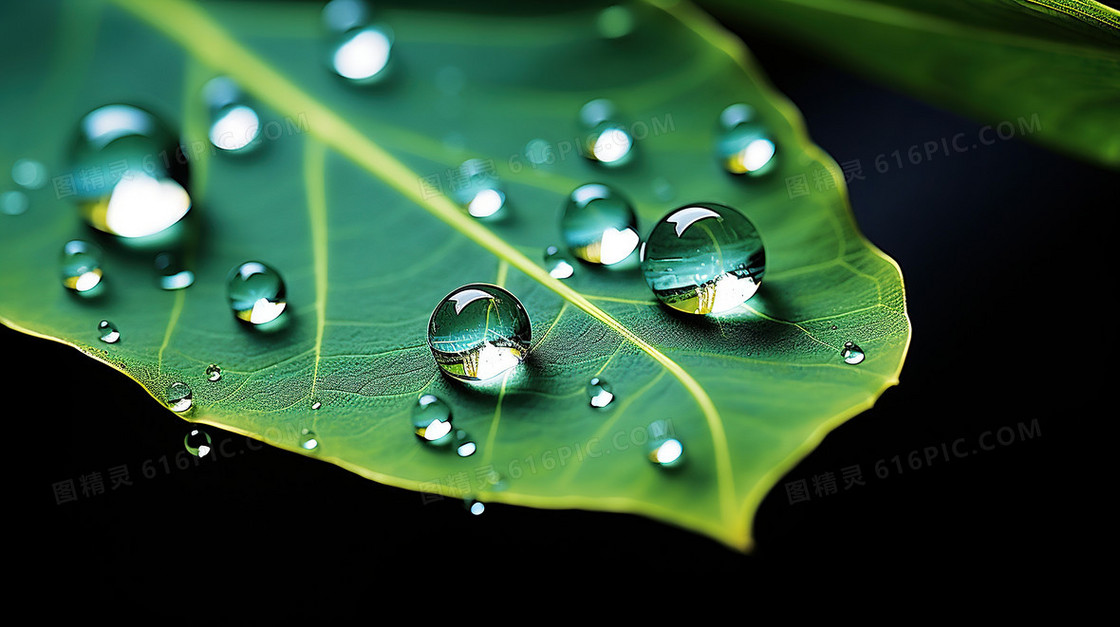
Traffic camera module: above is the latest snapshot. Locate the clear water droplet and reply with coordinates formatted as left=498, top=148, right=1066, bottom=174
left=60, top=239, right=104, bottom=295
left=646, top=420, right=684, bottom=467
left=596, top=5, right=634, bottom=39
left=1, top=190, right=29, bottom=216
left=841, top=341, right=865, bottom=365
left=641, top=203, right=766, bottom=315
left=300, top=428, right=319, bottom=451
left=311, top=400, right=322, bottom=410
left=543, top=246, right=575, bottom=279
left=97, top=319, right=120, bottom=343
left=167, top=382, right=193, bottom=413
left=450, top=159, right=505, bottom=219
left=184, top=428, right=211, bottom=457
left=586, top=377, right=614, bottom=408
left=324, top=1, right=392, bottom=84
left=67, top=104, right=192, bottom=239
left=154, top=252, right=195, bottom=290
left=579, top=99, right=633, bottom=167
left=206, top=364, right=222, bottom=382
left=562, top=183, right=640, bottom=265
left=717, top=104, right=778, bottom=176
left=412, top=394, right=454, bottom=446
left=428, top=284, right=531, bottom=383
left=226, top=261, right=287, bottom=326
left=466, top=499, right=485, bottom=516
left=203, top=77, right=262, bottom=153
left=830, top=324, right=838, bottom=330
left=454, top=429, right=476, bottom=457
left=11, top=158, right=47, bottom=189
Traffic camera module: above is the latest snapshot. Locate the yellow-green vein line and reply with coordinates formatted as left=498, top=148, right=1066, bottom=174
left=111, top=0, right=737, bottom=528
left=304, top=138, right=329, bottom=398
left=495, top=260, right=509, bottom=287
left=157, top=290, right=185, bottom=374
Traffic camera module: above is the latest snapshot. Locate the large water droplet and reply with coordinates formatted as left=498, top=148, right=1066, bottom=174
left=184, top=428, right=211, bottom=457
left=646, top=420, right=683, bottom=467
left=586, top=377, right=614, bottom=408
left=543, top=246, right=575, bottom=279
left=300, top=429, right=319, bottom=451
left=205, top=364, right=222, bottom=382
left=412, top=394, right=454, bottom=446
left=428, top=284, right=531, bottom=383
left=167, top=382, right=193, bottom=413
left=11, top=158, right=47, bottom=189
left=717, top=104, right=777, bottom=176
left=454, top=429, right=477, bottom=457
left=841, top=341, right=866, bottom=365
left=451, top=159, right=506, bottom=219
left=324, top=1, right=392, bottom=84
left=67, top=104, right=192, bottom=239
left=641, top=203, right=766, bottom=315
left=561, top=183, right=640, bottom=265
left=203, top=77, right=262, bottom=154
left=60, top=239, right=104, bottom=295
left=1, top=191, right=29, bottom=216
left=97, top=320, right=120, bottom=343
left=580, top=99, right=633, bottom=167
left=226, top=261, right=287, bottom=326
left=154, top=252, right=195, bottom=290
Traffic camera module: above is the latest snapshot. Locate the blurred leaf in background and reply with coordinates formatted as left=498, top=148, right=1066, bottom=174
left=700, top=0, right=1120, bottom=168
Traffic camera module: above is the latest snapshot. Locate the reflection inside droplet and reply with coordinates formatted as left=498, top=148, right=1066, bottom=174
left=209, top=105, right=261, bottom=152
left=332, top=26, right=392, bottom=82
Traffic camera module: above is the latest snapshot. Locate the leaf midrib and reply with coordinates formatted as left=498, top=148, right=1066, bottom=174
left=108, top=0, right=737, bottom=527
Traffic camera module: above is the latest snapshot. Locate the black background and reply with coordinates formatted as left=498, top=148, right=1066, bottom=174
left=10, top=12, right=1096, bottom=610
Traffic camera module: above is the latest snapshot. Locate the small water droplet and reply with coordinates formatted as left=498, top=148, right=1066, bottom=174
left=562, top=183, right=640, bottom=265
left=596, top=5, right=634, bottom=39
left=11, top=158, right=47, bottom=190
left=579, top=99, right=633, bottom=167
left=184, top=428, right=212, bottom=457
left=651, top=177, right=676, bottom=202
left=226, top=261, right=287, bottom=326
left=716, top=104, right=778, bottom=176
left=153, top=252, right=195, bottom=290
left=641, top=203, right=766, bottom=315
left=1, top=190, right=29, bottom=216
left=454, top=429, right=476, bottom=457
left=67, top=104, right=192, bottom=240
left=466, top=499, right=485, bottom=516
left=525, top=138, right=554, bottom=166
left=830, top=324, right=838, bottom=330
left=646, top=420, right=684, bottom=467
left=450, top=159, right=505, bottom=219
left=412, top=394, right=454, bottom=446
left=167, top=382, right=193, bottom=412
left=300, top=428, right=319, bottom=451
left=311, top=400, right=322, bottom=410
left=97, top=320, right=120, bottom=343
left=841, top=341, right=865, bottom=365
left=428, top=284, right=531, bottom=383
left=60, top=240, right=104, bottom=295
left=586, top=377, right=614, bottom=408
left=543, top=246, right=575, bottom=279
left=205, top=364, right=222, bottom=382
left=203, top=77, right=262, bottom=153
left=324, top=1, right=392, bottom=84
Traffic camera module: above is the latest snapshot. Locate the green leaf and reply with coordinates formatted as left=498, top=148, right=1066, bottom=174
left=698, top=0, right=1120, bottom=168
left=0, top=0, right=910, bottom=550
